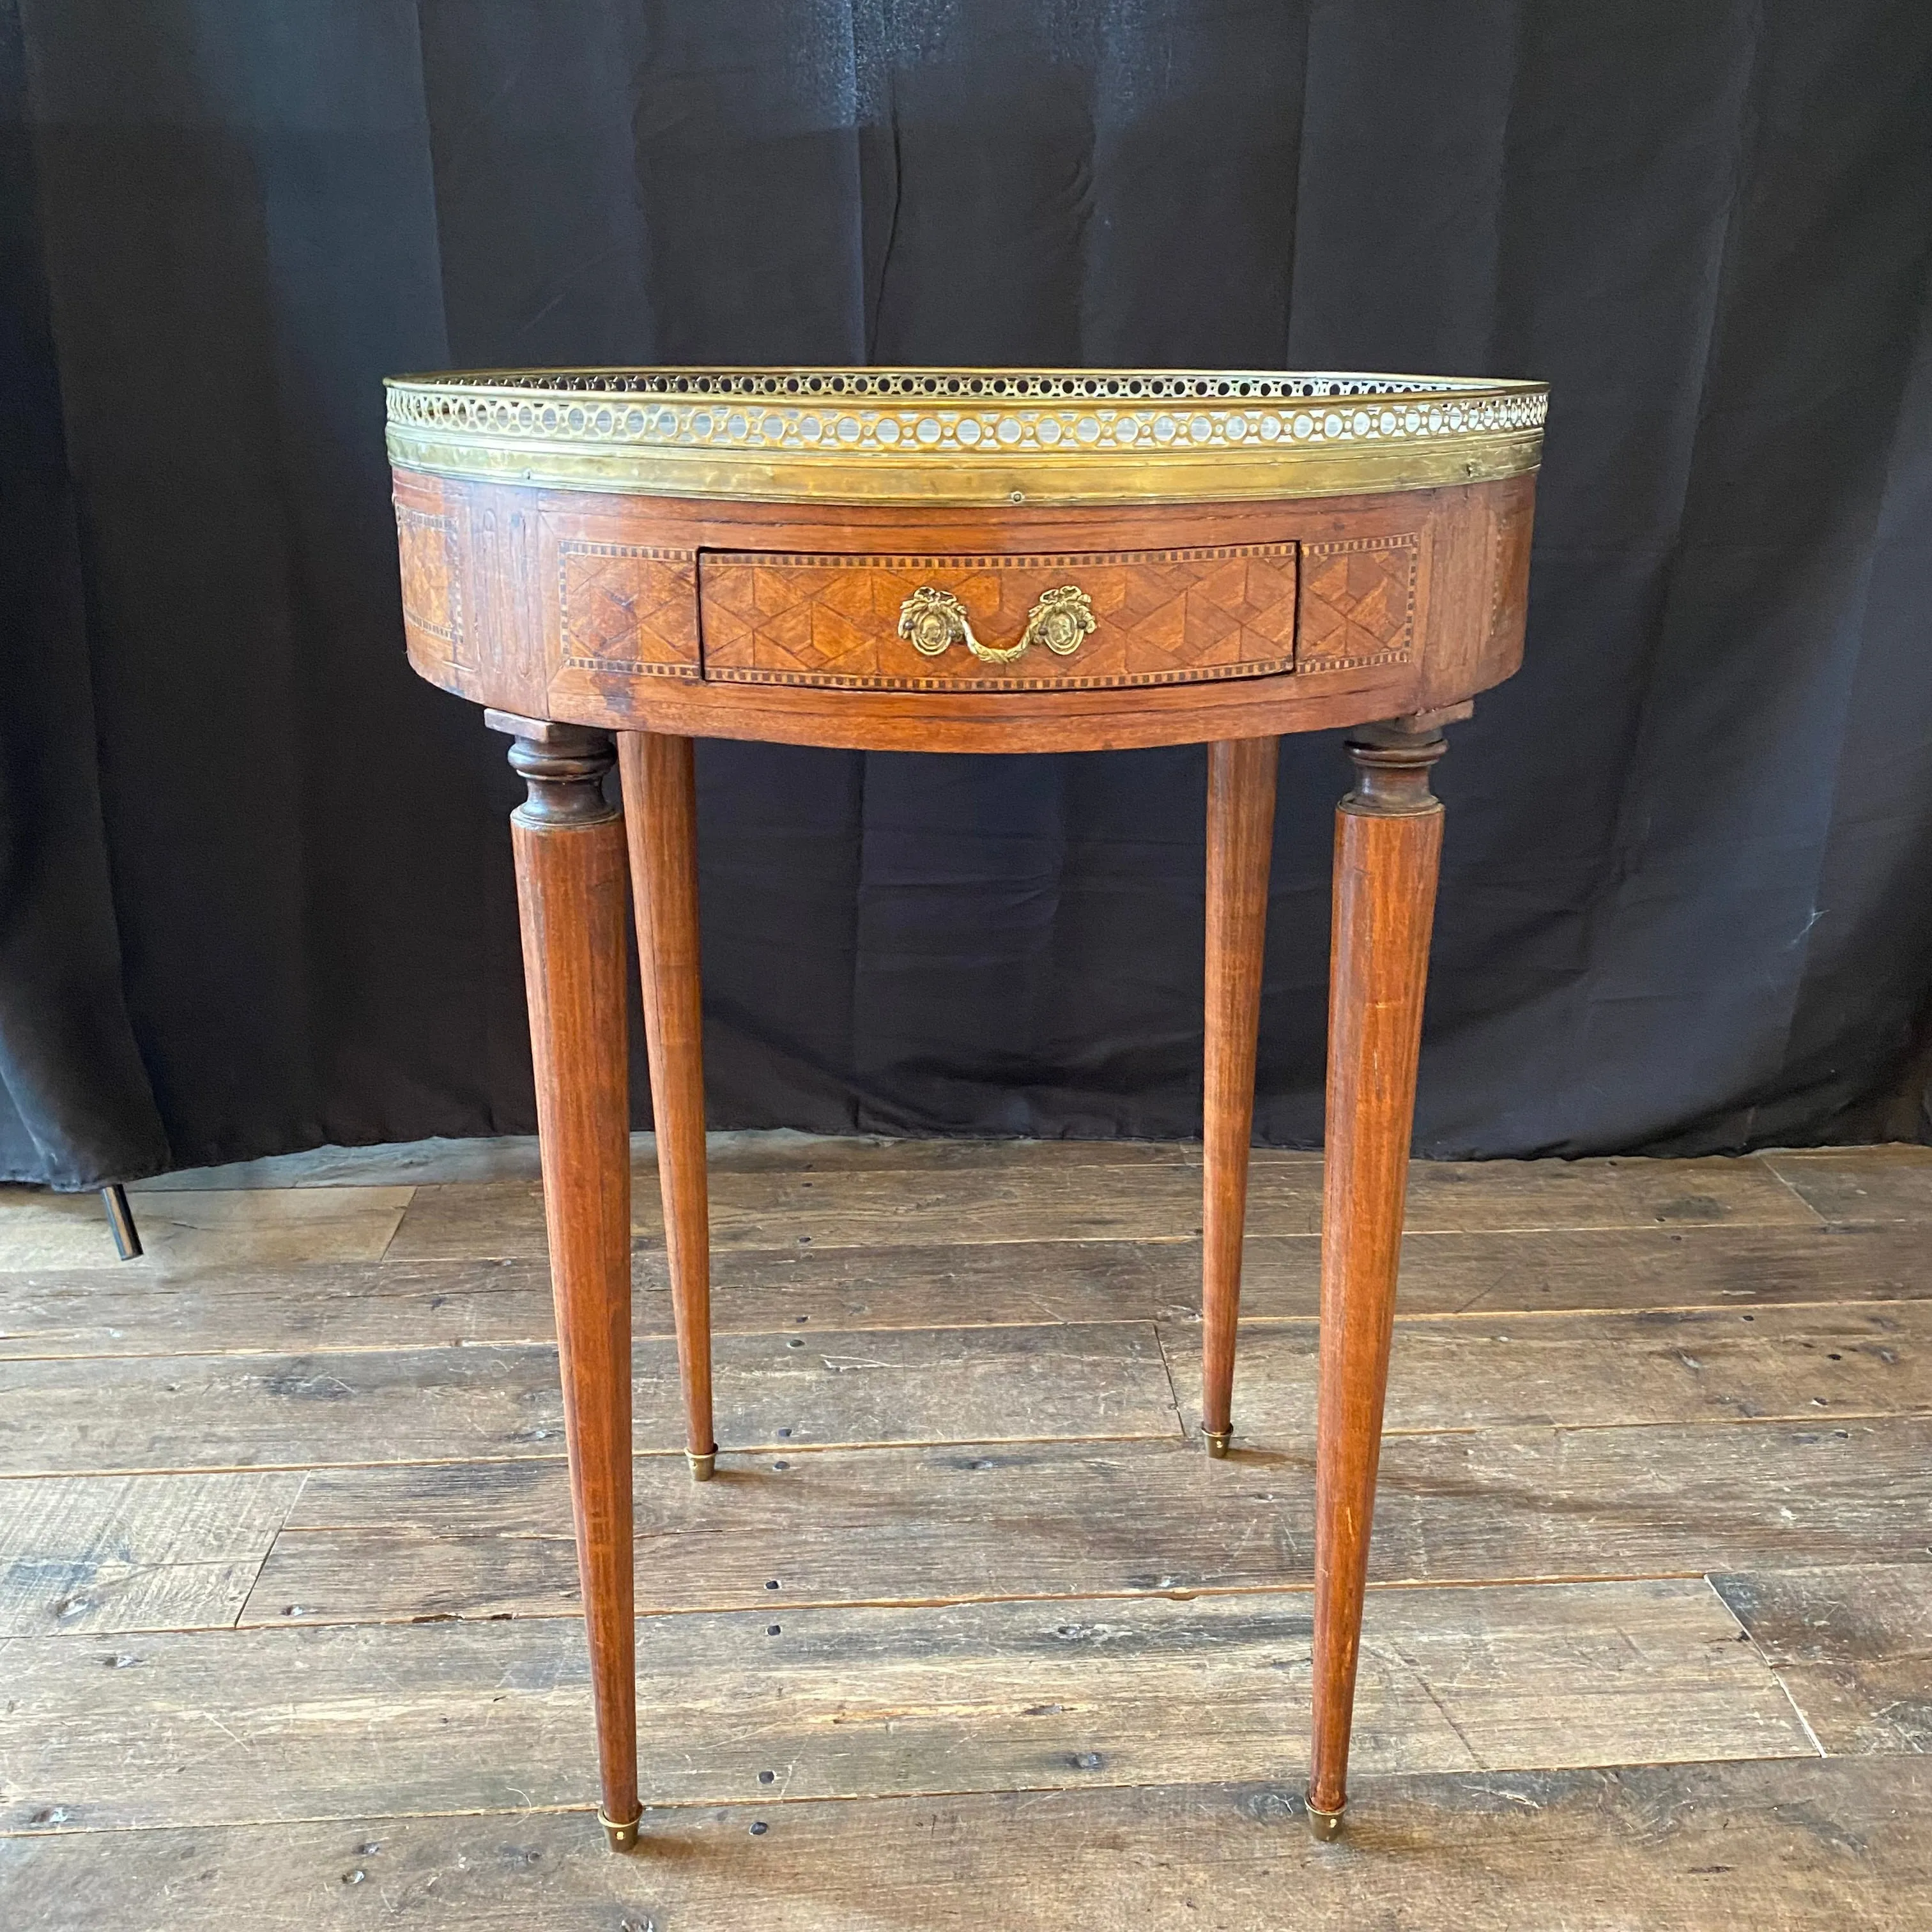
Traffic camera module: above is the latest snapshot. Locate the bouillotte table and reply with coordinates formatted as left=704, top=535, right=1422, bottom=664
left=385, top=365, right=1546, bottom=1850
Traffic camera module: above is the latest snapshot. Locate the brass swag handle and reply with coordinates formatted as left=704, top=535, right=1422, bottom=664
left=898, top=583, right=1096, bottom=666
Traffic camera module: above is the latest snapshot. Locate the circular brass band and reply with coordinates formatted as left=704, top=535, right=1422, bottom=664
left=384, top=366, right=1546, bottom=507
left=599, top=1807, right=642, bottom=1851
left=384, top=425, right=1544, bottom=505
left=1305, top=1798, right=1346, bottom=1843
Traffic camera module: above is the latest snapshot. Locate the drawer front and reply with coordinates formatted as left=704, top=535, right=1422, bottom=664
left=698, top=544, right=1302, bottom=691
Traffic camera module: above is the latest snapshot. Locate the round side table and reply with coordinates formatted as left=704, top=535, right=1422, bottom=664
left=386, top=365, right=1546, bottom=1849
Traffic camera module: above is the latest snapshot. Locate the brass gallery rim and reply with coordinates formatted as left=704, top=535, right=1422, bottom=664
left=385, top=366, right=1547, bottom=506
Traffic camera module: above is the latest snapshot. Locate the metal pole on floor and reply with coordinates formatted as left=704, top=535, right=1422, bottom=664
left=100, top=1184, right=142, bottom=1260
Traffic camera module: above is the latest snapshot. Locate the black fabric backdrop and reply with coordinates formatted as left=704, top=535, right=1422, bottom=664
left=4, top=1, right=1931, bottom=1188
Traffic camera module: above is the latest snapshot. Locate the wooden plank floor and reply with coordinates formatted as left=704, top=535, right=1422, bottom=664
left=2, top=1138, right=1930, bottom=1929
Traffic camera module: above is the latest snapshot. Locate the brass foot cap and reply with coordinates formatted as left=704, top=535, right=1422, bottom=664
left=1204, top=1429, right=1232, bottom=1460
left=600, top=1807, right=643, bottom=1852
left=1305, top=1797, right=1345, bottom=1843
left=686, top=1447, right=717, bottom=1483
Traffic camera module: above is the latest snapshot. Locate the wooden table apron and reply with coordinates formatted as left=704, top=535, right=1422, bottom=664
left=387, top=368, right=1543, bottom=1851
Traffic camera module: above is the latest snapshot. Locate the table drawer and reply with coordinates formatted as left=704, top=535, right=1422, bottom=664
left=698, top=544, right=1305, bottom=692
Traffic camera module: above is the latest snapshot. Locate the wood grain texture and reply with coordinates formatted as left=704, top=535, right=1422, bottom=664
left=503, top=720, right=639, bottom=1832
left=0, top=1323, right=1177, bottom=1475
left=1763, top=1146, right=1932, bottom=1225
left=666, top=1133, right=1195, bottom=1175
left=1478, top=475, right=1536, bottom=678
left=1388, top=1151, right=1820, bottom=1234
left=132, top=1130, right=1195, bottom=1191
left=11, top=1220, right=1928, bottom=1361
left=0, top=1257, right=566, bottom=1358
left=4, top=1756, right=1923, bottom=1932
left=1296, top=535, right=1416, bottom=671
left=393, top=497, right=461, bottom=666
left=459, top=491, right=550, bottom=716
left=1361, top=1221, right=1932, bottom=1319
left=1712, top=1563, right=1932, bottom=1755
left=23, top=1292, right=1915, bottom=1483
left=620, top=731, right=715, bottom=1464
left=699, top=544, right=1300, bottom=690
left=0, top=1151, right=1808, bottom=1291
left=556, top=540, right=700, bottom=678
left=247, top=1415, right=1932, bottom=1627
left=0, top=1577, right=1805, bottom=1833
left=176, top=1128, right=1804, bottom=1199
left=1175, top=1300, right=1932, bottom=1439
left=379, top=1151, right=1820, bottom=1262
left=391, top=471, right=1533, bottom=746
left=1201, top=737, right=1278, bottom=1448
left=0, top=1184, right=412, bottom=1273
left=1312, top=727, right=1445, bottom=1818
left=16, top=1132, right=1932, bottom=1926
left=538, top=495, right=709, bottom=719
left=542, top=656, right=1411, bottom=753
left=0, top=1471, right=302, bottom=1636
left=383, top=1164, right=1213, bottom=1259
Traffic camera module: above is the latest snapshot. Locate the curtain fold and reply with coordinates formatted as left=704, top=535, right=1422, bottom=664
left=4, top=0, right=1929, bottom=1185
left=0, top=0, right=168, bottom=1186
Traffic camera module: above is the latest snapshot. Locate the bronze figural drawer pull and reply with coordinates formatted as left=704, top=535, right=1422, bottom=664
left=900, top=582, right=1096, bottom=664
left=384, top=362, right=1548, bottom=1854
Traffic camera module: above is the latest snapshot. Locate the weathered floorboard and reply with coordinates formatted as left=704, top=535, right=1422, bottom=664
left=0, top=1324, right=1178, bottom=1476
left=4, top=1756, right=1924, bottom=1932
left=0, top=1577, right=1806, bottom=1832
left=1175, top=1300, right=1932, bottom=1439
left=8, top=1222, right=1929, bottom=1361
left=3, top=1138, right=1926, bottom=1931
left=1763, top=1146, right=1932, bottom=1226
left=126, top=1132, right=1197, bottom=1193
left=383, top=1154, right=1820, bottom=1262
left=1367, top=1222, right=1932, bottom=1321
left=387, top=1167, right=1207, bottom=1261
left=0, top=1471, right=303, bottom=1636
left=1713, top=1562, right=1932, bottom=1756
left=14, top=1291, right=1920, bottom=1483
left=0, top=1257, right=567, bottom=1360
left=246, top=1417, right=1932, bottom=1625
left=0, top=1186, right=413, bottom=1274
left=1391, top=1153, right=1821, bottom=1234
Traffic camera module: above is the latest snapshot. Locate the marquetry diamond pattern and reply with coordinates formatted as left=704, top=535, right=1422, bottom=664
left=702, top=548, right=1300, bottom=689
left=1298, top=538, right=1416, bottom=668
left=560, top=545, right=699, bottom=674
left=1107, top=553, right=1300, bottom=673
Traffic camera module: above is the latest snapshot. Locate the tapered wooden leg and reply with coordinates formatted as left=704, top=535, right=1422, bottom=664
left=1201, top=736, right=1279, bottom=1457
left=617, top=732, right=715, bottom=1481
left=489, top=712, right=640, bottom=1850
left=1308, top=717, right=1447, bottom=1841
